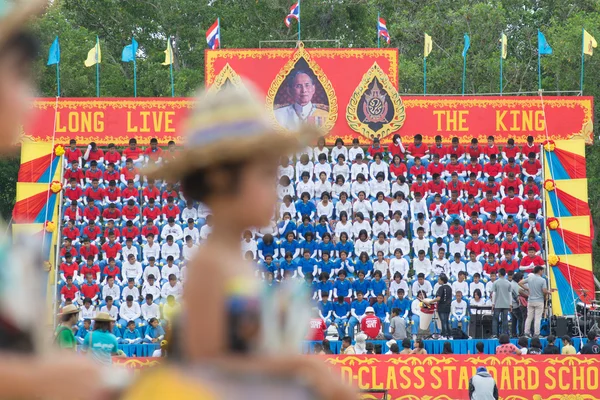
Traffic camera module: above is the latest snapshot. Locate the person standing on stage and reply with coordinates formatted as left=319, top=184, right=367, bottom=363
left=519, top=266, right=555, bottom=337
left=426, top=273, right=453, bottom=339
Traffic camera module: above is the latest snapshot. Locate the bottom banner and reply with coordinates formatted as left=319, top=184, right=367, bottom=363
left=324, top=355, right=600, bottom=400
left=113, top=357, right=161, bottom=370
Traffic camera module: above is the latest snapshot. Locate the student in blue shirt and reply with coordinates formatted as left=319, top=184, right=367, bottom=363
left=318, top=252, right=336, bottom=276
left=369, top=271, right=387, bottom=298
left=336, top=232, right=354, bottom=258
left=278, top=231, right=300, bottom=264
left=318, top=233, right=336, bottom=260
left=318, top=291, right=334, bottom=326
left=76, top=319, right=92, bottom=345
left=143, top=317, right=165, bottom=344
left=297, top=249, right=318, bottom=279
left=296, top=215, right=315, bottom=241
left=332, top=295, right=350, bottom=339
left=336, top=251, right=354, bottom=276
left=279, top=252, right=297, bottom=279
left=259, top=255, right=278, bottom=279
left=121, top=320, right=143, bottom=345
left=315, top=272, right=333, bottom=300
left=295, top=192, right=316, bottom=221
left=300, top=232, right=318, bottom=259
left=352, top=271, right=369, bottom=299
left=372, top=293, right=390, bottom=334
left=355, top=252, right=374, bottom=279
left=315, top=216, right=332, bottom=241
left=257, top=234, right=277, bottom=261
left=389, top=288, right=410, bottom=319
left=348, top=291, right=369, bottom=340
left=277, top=212, right=297, bottom=239
left=333, top=270, right=352, bottom=299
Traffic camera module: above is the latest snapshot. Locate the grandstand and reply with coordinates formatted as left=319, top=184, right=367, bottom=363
left=48, top=133, right=561, bottom=355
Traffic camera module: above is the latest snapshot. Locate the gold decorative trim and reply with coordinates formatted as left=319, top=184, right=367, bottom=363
left=265, top=42, right=338, bottom=135
left=206, top=63, right=245, bottom=94
left=346, top=62, right=405, bottom=140
left=32, top=99, right=194, bottom=111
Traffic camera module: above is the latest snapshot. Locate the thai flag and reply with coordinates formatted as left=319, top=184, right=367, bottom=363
left=285, top=2, right=300, bottom=28
left=378, top=17, right=390, bottom=44
left=206, top=19, right=220, bottom=50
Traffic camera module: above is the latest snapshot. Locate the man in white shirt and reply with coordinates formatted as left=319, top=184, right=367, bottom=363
left=141, top=294, right=161, bottom=324
left=430, top=217, right=448, bottom=239
left=352, top=213, right=372, bottom=238
left=121, top=239, right=139, bottom=263
left=161, top=274, right=184, bottom=302
left=118, top=295, right=142, bottom=330
left=100, top=296, right=119, bottom=320
left=142, top=234, right=161, bottom=263
left=432, top=249, right=450, bottom=276
left=413, top=250, right=433, bottom=276
left=102, top=277, right=121, bottom=306
left=370, top=177, right=390, bottom=198
left=181, top=200, right=198, bottom=222
left=183, top=219, right=200, bottom=244
left=161, top=236, right=181, bottom=262
left=452, top=272, right=469, bottom=296
left=161, top=217, right=184, bottom=242
left=199, top=215, right=214, bottom=241
left=411, top=273, right=433, bottom=297
left=296, top=173, right=315, bottom=199
left=122, top=254, right=143, bottom=286
left=141, top=274, right=162, bottom=302
left=411, top=228, right=430, bottom=256
left=121, top=278, right=141, bottom=303
left=410, top=194, right=428, bottom=221
left=448, top=234, right=466, bottom=259
left=274, top=71, right=329, bottom=131
left=372, top=196, right=391, bottom=219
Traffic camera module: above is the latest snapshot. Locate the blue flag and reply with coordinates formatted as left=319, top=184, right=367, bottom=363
left=462, top=33, right=470, bottom=58
left=121, top=38, right=138, bottom=62
left=538, top=30, right=553, bottom=55
left=47, top=36, right=60, bottom=65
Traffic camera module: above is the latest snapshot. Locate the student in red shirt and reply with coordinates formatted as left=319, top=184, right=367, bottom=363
left=501, top=187, right=523, bottom=222
left=500, top=173, right=524, bottom=197
left=389, top=155, right=408, bottom=180
left=103, top=162, right=120, bottom=183
left=465, top=213, right=484, bottom=237
left=84, top=179, right=105, bottom=204
left=102, top=203, right=122, bottom=222
left=63, top=201, right=82, bottom=223
left=409, top=159, right=426, bottom=181
left=64, top=178, right=83, bottom=202
left=446, top=137, right=465, bottom=162
left=122, top=138, right=144, bottom=165
left=120, top=158, right=140, bottom=187
left=103, top=220, right=121, bottom=242
left=104, top=143, right=122, bottom=166
left=102, top=260, right=121, bottom=284
left=65, top=139, right=83, bottom=166
left=388, top=134, right=406, bottom=159
left=410, top=175, right=428, bottom=200
left=122, top=179, right=140, bottom=202
left=429, top=194, right=447, bottom=219
left=83, top=142, right=104, bottom=166
left=82, top=199, right=101, bottom=224
left=60, top=239, right=78, bottom=261
left=463, top=173, right=482, bottom=200
left=162, top=140, right=178, bottom=163
left=444, top=154, right=466, bottom=180
left=64, top=160, right=85, bottom=187
left=366, top=137, right=385, bottom=160
left=484, top=212, right=502, bottom=237
left=122, top=199, right=141, bottom=224
left=406, top=134, right=429, bottom=161
left=79, top=273, right=100, bottom=303
left=142, top=224, right=160, bottom=243
left=80, top=255, right=101, bottom=282
left=483, top=254, right=499, bottom=278
left=466, top=138, right=483, bottom=161
left=360, top=307, right=382, bottom=339
left=427, top=174, right=447, bottom=199
left=62, top=220, right=80, bottom=244
left=143, top=199, right=162, bottom=223
left=522, top=214, right=542, bottom=236
left=483, top=234, right=500, bottom=259
left=519, top=247, right=544, bottom=272
left=523, top=177, right=540, bottom=199
left=426, top=154, right=445, bottom=180
left=444, top=191, right=463, bottom=221
left=502, top=157, right=521, bottom=178
left=482, top=176, right=500, bottom=198
left=502, top=216, right=519, bottom=237
left=522, top=136, right=540, bottom=159
left=522, top=152, right=542, bottom=184
left=84, top=160, right=103, bottom=185
left=79, top=238, right=99, bottom=263
left=143, top=179, right=161, bottom=204
left=500, top=250, right=519, bottom=272
left=465, top=157, right=483, bottom=180
left=83, top=220, right=101, bottom=245
left=429, top=135, right=447, bottom=160
left=446, top=173, right=464, bottom=197
left=144, top=138, right=163, bottom=164
left=161, top=182, right=179, bottom=201
left=500, top=234, right=520, bottom=260
left=60, top=253, right=79, bottom=284
left=162, top=197, right=181, bottom=221
left=521, top=234, right=541, bottom=257
left=461, top=195, right=478, bottom=222
left=483, top=136, right=500, bottom=160
left=466, top=231, right=485, bottom=261
left=102, top=232, right=123, bottom=261
left=60, top=276, right=79, bottom=305
left=523, top=191, right=542, bottom=217
left=483, top=154, right=502, bottom=181
left=122, top=220, right=140, bottom=241
left=448, top=221, right=464, bottom=237
left=306, top=308, right=327, bottom=341
left=104, top=180, right=121, bottom=204
left=502, top=139, right=521, bottom=162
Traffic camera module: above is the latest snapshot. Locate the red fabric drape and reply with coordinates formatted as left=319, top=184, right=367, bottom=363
left=553, top=148, right=586, bottom=179
left=554, top=187, right=590, bottom=216
left=17, top=153, right=52, bottom=183
left=12, top=190, right=49, bottom=223
left=556, top=261, right=595, bottom=302
left=559, top=228, right=593, bottom=254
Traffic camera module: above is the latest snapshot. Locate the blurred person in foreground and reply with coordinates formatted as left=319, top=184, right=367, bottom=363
left=0, top=1, right=106, bottom=399
left=124, top=84, right=355, bottom=399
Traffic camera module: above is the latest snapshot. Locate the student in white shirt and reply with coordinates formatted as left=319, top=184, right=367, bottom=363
left=278, top=157, right=294, bottom=180
left=410, top=194, right=428, bottom=221
left=389, top=211, right=406, bottom=235
left=314, top=172, right=332, bottom=199
left=351, top=174, right=371, bottom=199
left=161, top=274, right=184, bottom=302
left=373, top=233, right=390, bottom=257
left=352, top=192, right=373, bottom=218
left=373, top=251, right=388, bottom=275
left=102, top=277, right=121, bottom=305
left=350, top=154, right=368, bottom=181
left=100, top=296, right=119, bottom=320
left=391, top=192, right=410, bottom=219
left=389, top=231, right=410, bottom=260
left=448, top=234, right=467, bottom=259
left=295, top=154, right=314, bottom=180
left=411, top=274, right=433, bottom=297
left=389, top=249, right=409, bottom=277
left=313, top=139, right=329, bottom=162
left=141, top=274, right=162, bottom=302
left=331, top=138, right=348, bottom=163
left=369, top=154, right=388, bottom=181
left=277, top=175, right=295, bottom=201
left=348, top=139, right=365, bottom=163
left=352, top=213, right=372, bottom=238
left=372, top=192, right=391, bottom=219
left=241, top=230, right=258, bottom=259
left=332, top=156, right=350, bottom=183
left=370, top=175, right=391, bottom=199
left=372, top=214, right=390, bottom=239
left=469, top=274, right=485, bottom=298
left=431, top=238, right=447, bottom=258
left=411, top=227, right=430, bottom=257
left=161, top=218, right=184, bottom=242
left=316, top=193, right=334, bottom=220
left=331, top=175, right=350, bottom=201
left=181, top=200, right=198, bottom=222
left=182, top=236, right=198, bottom=261
left=183, top=219, right=200, bottom=244
left=412, top=250, right=433, bottom=276
left=412, top=214, right=430, bottom=237
left=121, top=278, right=141, bottom=303
left=199, top=215, right=214, bottom=240
left=296, top=172, right=315, bottom=199
left=122, top=239, right=139, bottom=263
left=391, top=176, right=410, bottom=199
left=279, top=195, right=297, bottom=220
left=334, top=212, right=353, bottom=240
left=466, top=252, right=483, bottom=277
left=354, top=230, right=373, bottom=257
left=335, top=192, right=352, bottom=218
left=449, top=254, right=467, bottom=279
left=122, top=255, right=143, bottom=286
left=118, top=295, right=142, bottom=329
left=161, top=257, right=181, bottom=283
left=160, top=237, right=181, bottom=263
left=142, top=234, right=161, bottom=264
left=314, top=153, right=332, bottom=180
left=450, top=291, right=469, bottom=335
left=141, top=294, right=161, bottom=323
left=430, top=217, right=448, bottom=239
left=432, top=248, right=450, bottom=276
left=79, top=299, right=96, bottom=323
left=451, top=271, right=469, bottom=295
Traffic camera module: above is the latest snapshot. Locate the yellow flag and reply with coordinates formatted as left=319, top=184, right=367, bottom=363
left=84, top=41, right=101, bottom=67
left=501, top=33, right=508, bottom=59
left=424, top=33, right=432, bottom=58
left=162, top=40, right=173, bottom=65
left=583, top=29, right=597, bottom=56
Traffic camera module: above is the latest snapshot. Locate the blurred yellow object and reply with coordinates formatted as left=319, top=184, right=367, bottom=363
left=45, top=221, right=55, bottom=233
left=543, top=140, right=555, bottom=152
left=122, top=368, right=216, bottom=400
left=50, top=180, right=62, bottom=193
left=547, top=254, right=560, bottom=266
left=54, top=145, right=65, bottom=157
left=543, top=179, right=555, bottom=192
left=547, top=217, right=560, bottom=230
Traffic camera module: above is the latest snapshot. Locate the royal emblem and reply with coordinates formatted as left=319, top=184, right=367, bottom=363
left=362, top=80, right=388, bottom=124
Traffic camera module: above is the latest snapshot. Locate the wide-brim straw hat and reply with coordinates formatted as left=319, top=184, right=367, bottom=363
left=93, top=312, right=115, bottom=322
left=0, top=0, right=48, bottom=47
left=144, top=83, right=316, bottom=182
left=57, top=304, right=79, bottom=316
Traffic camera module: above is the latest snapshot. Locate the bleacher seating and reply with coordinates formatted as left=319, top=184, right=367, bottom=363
left=57, top=134, right=545, bottom=346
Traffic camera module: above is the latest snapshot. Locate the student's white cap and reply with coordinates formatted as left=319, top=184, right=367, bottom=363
left=365, top=306, right=375, bottom=313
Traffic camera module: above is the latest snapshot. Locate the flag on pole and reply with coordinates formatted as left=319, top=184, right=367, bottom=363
left=501, top=33, right=508, bottom=59
left=47, top=37, right=60, bottom=65
left=583, top=29, right=597, bottom=55
left=377, top=17, right=390, bottom=44
left=162, top=39, right=174, bottom=65
left=121, top=38, right=138, bottom=62
left=206, top=19, right=220, bottom=49
left=424, top=33, right=432, bottom=57
left=285, top=2, right=299, bottom=28
left=537, top=30, right=553, bottom=55
left=84, top=40, right=101, bottom=67
left=462, top=33, right=470, bottom=57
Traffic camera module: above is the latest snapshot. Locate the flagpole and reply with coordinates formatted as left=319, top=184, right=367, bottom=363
left=377, top=11, right=380, bottom=48
left=580, top=28, right=585, bottom=94
left=56, top=60, right=60, bottom=97
left=169, top=39, right=175, bottom=97
left=132, top=37, right=137, bottom=97
left=218, top=18, right=221, bottom=49
left=462, top=54, right=466, bottom=96
left=423, top=56, right=427, bottom=94
left=537, top=30, right=542, bottom=91
left=96, top=36, right=100, bottom=97
left=499, top=33, right=503, bottom=95
left=297, top=0, right=301, bottom=41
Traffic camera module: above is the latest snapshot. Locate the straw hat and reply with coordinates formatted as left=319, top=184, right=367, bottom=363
left=145, top=84, right=314, bottom=182
left=93, top=312, right=115, bottom=322
left=57, top=304, right=79, bottom=316
left=0, top=0, right=48, bottom=47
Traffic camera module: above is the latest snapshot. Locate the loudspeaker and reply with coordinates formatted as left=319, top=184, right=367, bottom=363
left=555, top=317, right=569, bottom=337
left=470, top=315, right=493, bottom=339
